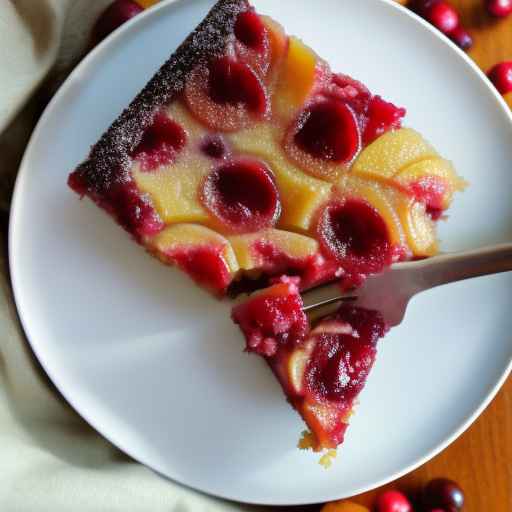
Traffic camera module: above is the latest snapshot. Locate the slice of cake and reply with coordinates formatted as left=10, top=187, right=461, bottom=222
left=69, top=0, right=464, bottom=296
left=232, top=277, right=387, bottom=459
left=68, top=0, right=465, bottom=457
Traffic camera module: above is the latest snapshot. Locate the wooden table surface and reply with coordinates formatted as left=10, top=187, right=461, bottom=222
left=351, top=2, right=512, bottom=511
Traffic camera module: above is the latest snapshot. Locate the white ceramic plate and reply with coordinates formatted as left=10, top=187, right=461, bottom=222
left=9, top=0, right=512, bottom=505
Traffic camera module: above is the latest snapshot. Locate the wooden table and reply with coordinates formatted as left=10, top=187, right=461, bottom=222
left=351, top=2, right=512, bottom=511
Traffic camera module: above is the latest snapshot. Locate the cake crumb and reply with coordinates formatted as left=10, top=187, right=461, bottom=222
left=319, top=450, right=337, bottom=469
left=298, top=430, right=316, bottom=450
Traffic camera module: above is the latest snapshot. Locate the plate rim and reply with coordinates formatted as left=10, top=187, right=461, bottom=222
left=8, top=0, right=512, bottom=505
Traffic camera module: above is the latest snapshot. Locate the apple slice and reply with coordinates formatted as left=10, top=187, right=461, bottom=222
left=288, top=338, right=316, bottom=394
left=273, top=37, right=319, bottom=122
left=228, top=124, right=332, bottom=231
left=352, top=128, right=438, bottom=180
left=393, top=157, right=466, bottom=211
left=229, top=229, right=320, bottom=271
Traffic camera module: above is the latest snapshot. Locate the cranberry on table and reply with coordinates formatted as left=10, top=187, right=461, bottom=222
left=374, top=490, right=412, bottom=512
left=422, top=478, right=465, bottom=511
left=485, top=0, right=512, bottom=17
left=92, top=0, right=144, bottom=44
left=424, top=1, right=460, bottom=34
left=449, top=26, right=473, bottom=50
left=487, top=61, right=512, bottom=94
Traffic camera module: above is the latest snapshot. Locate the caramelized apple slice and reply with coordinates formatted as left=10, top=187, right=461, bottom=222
left=285, top=99, right=361, bottom=181
left=184, top=56, right=269, bottom=132
left=229, top=229, right=320, bottom=271
left=393, top=157, right=466, bottom=214
left=273, top=37, right=318, bottom=122
left=352, top=128, right=438, bottom=180
left=201, top=158, right=281, bottom=234
left=260, top=15, right=288, bottom=79
left=391, top=192, right=438, bottom=257
left=228, top=124, right=332, bottom=231
left=151, top=224, right=239, bottom=294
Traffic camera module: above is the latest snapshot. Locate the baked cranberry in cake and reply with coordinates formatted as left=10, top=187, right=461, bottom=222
left=68, top=0, right=466, bottom=460
left=201, top=158, right=281, bottom=233
left=233, top=276, right=388, bottom=452
left=232, top=276, right=308, bottom=356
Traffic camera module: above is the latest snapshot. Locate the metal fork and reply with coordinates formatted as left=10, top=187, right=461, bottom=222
left=302, top=243, right=512, bottom=326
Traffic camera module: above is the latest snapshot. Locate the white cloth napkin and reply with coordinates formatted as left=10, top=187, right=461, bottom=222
left=0, top=2, right=279, bottom=510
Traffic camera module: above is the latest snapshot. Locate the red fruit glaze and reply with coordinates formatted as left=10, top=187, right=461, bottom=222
left=68, top=172, right=163, bottom=240
left=408, top=175, right=448, bottom=213
left=201, top=158, right=280, bottom=233
left=488, top=61, right=512, bottom=94
left=425, top=1, right=460, bottom=34
left=305, top=306, right=387, bottom=402
left=317, top=199, right=392, bottom=277
left=92, top=0, right=143, bottom=44
left=209, top=57, right=267, bottom=113
left=363, top=96, right=406, bottom=145
left=132, top=113, right=187, bottom=171
left=235, top=10, right=267, bottom=52
left=375, top=490, right=413, bottom=512
left=449, top=26, right=473, bottom=50
left=231, top=276, right=308, bottom=356
left=486, top=0, right=512, bottom=17
left=294, top=100, right=360, bottom=163
left=166, top=245, right=233, bottom=295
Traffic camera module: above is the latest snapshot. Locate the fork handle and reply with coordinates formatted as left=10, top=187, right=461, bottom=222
left=408, top=242, right=512, bottom=291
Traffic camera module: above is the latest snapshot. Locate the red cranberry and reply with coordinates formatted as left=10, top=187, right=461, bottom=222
left=294, top=100, right=360, bottom=163
left=132, top=113, right=187, bottom=171
left=234, top=10, right=266, bottom=52
left=363, top=96, right=406, bottom=145
left=375, top=490, right=413, bottom=512
left=201, top=136, right=227, bottom=159
left=488, top=61, right=512, bottom=94
left=425, top=1, right=460, bottom=34
left=486, top=0, right=512, bottom=17
left=317, top=199, right=392, bottom=276
left=449, top=26, right=473, bottom=50
left=422, top=478, right=465, bottom=511
left=169, top=246, right=232, bottom=295
left=305, top=306, right=385, bottom=402
left=92, top=0, right=143, bottom=44
left=409, top=0, right=440, bottom=16
left=201, top=158, right=280, bottom=233
left=208, top=57, right=267, bottom=114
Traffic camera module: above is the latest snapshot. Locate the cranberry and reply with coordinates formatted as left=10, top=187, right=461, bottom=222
left=424, top=1, right=460, bottom=34
left=317, top=199, right=392, bottom=276
left=92, top=0, right=144, bottom=44
left=200, top=136, right=227, bottom=159
left=208, top=57, right=267, bottom=113
left=304, top=306, right=385, bottom=402
left=234, top=10, right=267, bottom=52
left=231, top=277, right=308, bottom=357
left=132, top=113, right=187, bottom=171
left=449, top=26, right=473, bottom=50
left=488, top=61, right=512, bottom=94
left=201, top=158, right=280, bottom=233
left=409, top=0, right=440, bottom=16
left=294, top=100, right=360, bottom=163
left=486, top=0, right=512, bottom=17
left=363, top=96, right=406, bottom=145
left=374, top=490, right=413, bottom=512
left=168, top=246, right=232, bottom=295
left=422, top=478, right=465, bottom=511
